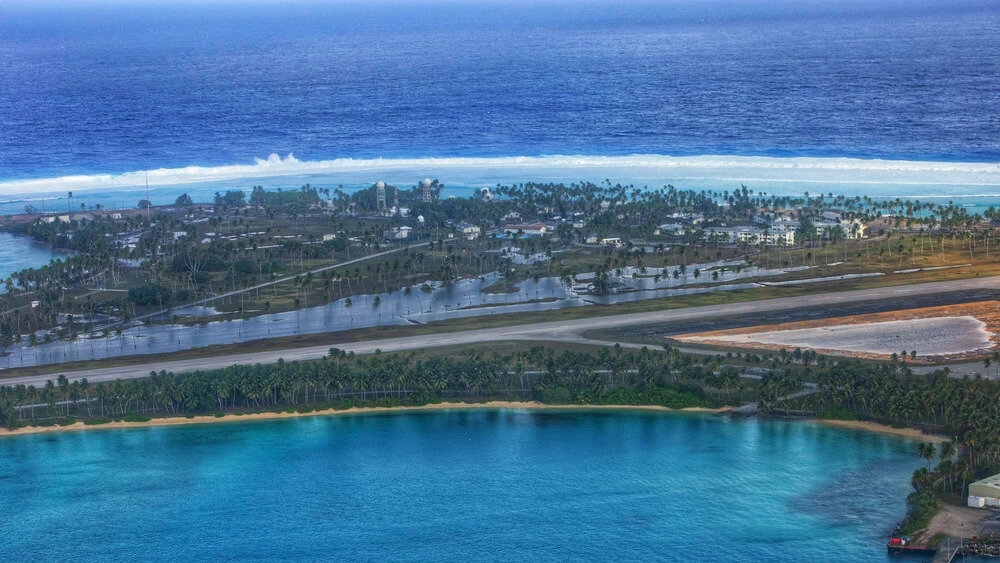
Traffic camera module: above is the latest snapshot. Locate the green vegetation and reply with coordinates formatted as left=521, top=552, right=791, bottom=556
left=898, top=487, right=940, bottom=536
left=0, top=345, right=759, bottom=429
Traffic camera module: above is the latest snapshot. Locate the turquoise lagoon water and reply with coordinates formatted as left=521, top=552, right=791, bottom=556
left=0, top=410, right=953, bottom=562
left=0, top=231, right=72, bottom=284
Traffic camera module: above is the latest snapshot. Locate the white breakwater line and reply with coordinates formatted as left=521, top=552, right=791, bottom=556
left=3, top=153, right=1000, bottom=194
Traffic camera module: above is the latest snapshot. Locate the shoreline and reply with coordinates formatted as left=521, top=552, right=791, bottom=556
left=0, top=402, right=730, bottom=438
left=0, top=401, right=945, bottom=442
left=817, top=418, right=948, bottom=442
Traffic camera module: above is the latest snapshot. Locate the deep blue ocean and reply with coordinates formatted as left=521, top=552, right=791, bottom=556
left=0, top=410, right=973, bottom=563
left=0, top=0, right=999, bottom=214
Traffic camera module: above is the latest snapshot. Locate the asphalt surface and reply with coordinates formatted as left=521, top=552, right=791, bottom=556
left=2, top=275, right=997, bottom=387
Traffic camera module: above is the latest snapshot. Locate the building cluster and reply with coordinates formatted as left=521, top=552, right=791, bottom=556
left=704, top=210, right=867, bottom=246
left=501, top=214, right=585, bottom=239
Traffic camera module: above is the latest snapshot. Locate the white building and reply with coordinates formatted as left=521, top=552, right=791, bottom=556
left=504, top=222, right=547, bottom=236
left=705, top=226, right=795, bottom=246
left=667, top=212, right=705, bottom=225
left=456, top=221, right=481, bottom=240
left=387, top=226, right=412, bottom=240
left=968, top=473, right=1000, bottom=508
left=772, top=218, right=866, bottom=239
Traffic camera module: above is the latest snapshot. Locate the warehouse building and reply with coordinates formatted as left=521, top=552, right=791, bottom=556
left=968, top=473, right=1000, bottom=507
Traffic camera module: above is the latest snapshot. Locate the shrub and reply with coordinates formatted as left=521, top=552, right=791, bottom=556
left=898, top=487, right=939, bottom=535
left=817, top=406, right=859, bottom=421
left=535, top=387, right=574, bottom=404
left=84, top=418, right=113, bottom=425
left=127, top=284, right=172, bottom=306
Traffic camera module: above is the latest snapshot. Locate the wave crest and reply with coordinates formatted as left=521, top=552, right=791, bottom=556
left=2, top=153, right=1000, bottom=195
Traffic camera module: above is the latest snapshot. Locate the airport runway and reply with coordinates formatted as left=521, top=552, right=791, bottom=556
left=2, top=275, right=996, bottom=387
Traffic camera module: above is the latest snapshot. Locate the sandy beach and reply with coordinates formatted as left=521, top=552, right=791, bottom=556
left=818, top=418, right=948, bottom=442
left=0, top=402, right=731, bottom=438
left=2, top=400, right=951, bottom=443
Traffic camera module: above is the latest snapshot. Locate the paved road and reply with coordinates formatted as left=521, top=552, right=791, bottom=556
left=3, top=275, right=997, bottom=387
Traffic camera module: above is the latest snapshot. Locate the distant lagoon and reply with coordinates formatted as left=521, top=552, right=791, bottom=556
left=0, top=231, right=72, bottom=284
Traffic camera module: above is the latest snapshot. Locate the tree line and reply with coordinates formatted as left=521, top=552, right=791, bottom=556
left=0, top=345, right=774, bottom=428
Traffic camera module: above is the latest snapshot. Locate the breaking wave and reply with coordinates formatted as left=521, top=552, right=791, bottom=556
left=2, top=153, right=1000, bottom=195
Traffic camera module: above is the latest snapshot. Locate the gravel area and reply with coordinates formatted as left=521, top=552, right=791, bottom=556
left=702, top=316, right=994, bottom=356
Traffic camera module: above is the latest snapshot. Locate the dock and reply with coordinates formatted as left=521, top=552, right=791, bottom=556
left=930, top=537, right=962, bottom=563
left=887, top=536, right=963, bottom=562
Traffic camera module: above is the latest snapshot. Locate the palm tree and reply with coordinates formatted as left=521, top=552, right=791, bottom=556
left=939, top=440, right=956, bottom=464
left=919, top=442, right=937, bottom=470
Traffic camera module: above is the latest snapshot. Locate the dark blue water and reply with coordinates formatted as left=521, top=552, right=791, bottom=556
left=0, top=410, right=947, bottom=562
left=0, top=0, right=998, bottom=209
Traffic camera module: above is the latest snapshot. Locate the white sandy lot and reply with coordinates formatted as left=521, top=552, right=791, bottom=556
left=692, top=316, right=994, bottom=356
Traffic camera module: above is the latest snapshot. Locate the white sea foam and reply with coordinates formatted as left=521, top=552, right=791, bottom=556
left=2, top=153, right=1000, bottom=196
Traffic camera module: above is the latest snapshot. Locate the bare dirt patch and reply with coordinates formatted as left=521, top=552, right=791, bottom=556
left=674, top=301, right=1000, bottom=362
left=922, top=503, right=989, bottom=541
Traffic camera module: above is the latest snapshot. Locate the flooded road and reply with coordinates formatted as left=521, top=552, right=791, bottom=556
left=1, top=260, right=823, bottom=369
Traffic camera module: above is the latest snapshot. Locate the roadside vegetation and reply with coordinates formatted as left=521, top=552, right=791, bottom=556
left=0, top=345, right=782, bottom=429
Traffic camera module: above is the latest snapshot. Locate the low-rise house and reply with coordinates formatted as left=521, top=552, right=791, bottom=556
left=584, top=233, right=599, bottom=244
left=504, top=222, right=547, bottom=236
left=456, top=221, right=481, bottom=240
left=667, top=212, right=705, bottom=225
left=657, top=222, right=687, bottom=236
left=601, top=237, right=623, bottom=248
left=116, top=258, right=147, bottom=270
